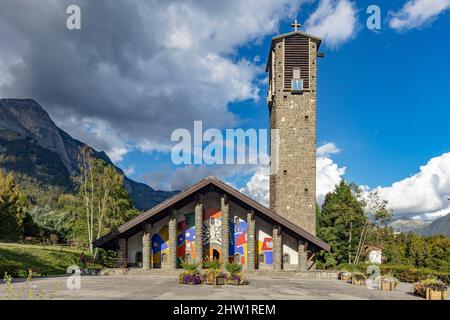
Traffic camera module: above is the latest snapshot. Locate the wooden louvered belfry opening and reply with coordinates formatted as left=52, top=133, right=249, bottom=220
left=284, top=34, right=310, bottom=90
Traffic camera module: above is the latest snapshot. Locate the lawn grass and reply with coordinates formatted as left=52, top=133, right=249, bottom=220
left=0, top=242, right=98, bottom=278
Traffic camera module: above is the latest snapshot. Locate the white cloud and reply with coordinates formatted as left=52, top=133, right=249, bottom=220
left=57, top=117, right=130, bottom=163
left=240, top=166, right=270, bottom=206
left=0, top=0, right=307, bottom=161
left=304, top=0, right=358, bottom=48
left=377, top=152, right=450, bottom=219
left=240, top=143, right=346, bottom=206
left=123, top=166, right=135, bottom=176
left=317, top=142, right=340, bottom=157
left=240, top=147, right=450, bottom=222
left=316, top=155, right=346, bottom=204
left=389, top=0, right=450, bottom=31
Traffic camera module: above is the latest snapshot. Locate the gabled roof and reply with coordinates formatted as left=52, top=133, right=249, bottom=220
left=265, top=30, right=323, bottom=72
left=93, top=176, right=330, bottom=252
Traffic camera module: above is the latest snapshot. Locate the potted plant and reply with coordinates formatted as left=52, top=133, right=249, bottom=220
left=379, top=275, right=399, bottom=291
left=202, top=269, right=225, bottom=285
left=224, top=263, right=248, bottom=285
left=414, top=279, right=448, bottom=300
left=351, top=272, right=367, bottom=285
left=178, top=260, right=202, bottom=285
left=339, top=271, right=352, bottom=282
left=202, top=258, right=224, bottom=285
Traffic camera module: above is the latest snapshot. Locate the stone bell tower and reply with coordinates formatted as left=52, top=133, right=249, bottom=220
left=267, top=20, right=323, bottom=235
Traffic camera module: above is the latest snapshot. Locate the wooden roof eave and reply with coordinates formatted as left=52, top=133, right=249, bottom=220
left=93, top=176, right=330, bottom=252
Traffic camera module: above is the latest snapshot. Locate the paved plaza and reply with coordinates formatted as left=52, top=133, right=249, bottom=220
left=0, top=274, right=425, bottom=300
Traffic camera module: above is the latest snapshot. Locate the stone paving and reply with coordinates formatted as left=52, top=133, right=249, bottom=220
left=0, top=274, right=426, bottom=300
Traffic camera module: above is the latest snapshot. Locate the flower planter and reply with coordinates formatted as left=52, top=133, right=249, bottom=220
left=425, top=288, right=448, bottom=300
left=179, top=273, right=202, bottom=285
left=414, top=283, right=448, bottom=300
left=380, top=281, right=396, bottom=291
left=339, top=273, right=352, bottom=282
left=352, top=278, right=365, bottom=286
left=226, top=279, right=240, bottom=285
left=203, top=273, right=225, bottom=285
left=213, top=276, right=225, bottom=286
left=341, top=275, right=351, bottom=282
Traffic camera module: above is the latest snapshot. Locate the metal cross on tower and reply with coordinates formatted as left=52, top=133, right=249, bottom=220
left=291, top=19, right=302, bottom=31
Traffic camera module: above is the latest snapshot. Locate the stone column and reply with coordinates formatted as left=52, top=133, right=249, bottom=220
left=142, top=224, right=151, bottom=270
left=169, top=210, right=178, bottom=270
left=117, top=238, right=127, bottom=268
left=195, top=199, right=203, bottom=264
left=297, top=240, right=307, bottom=271
left=246, top=211, right=256, bottom=270
left=221, top=196, right=230, bottom=265
left=308, top=252, right=316, bottom=270
left=272, top=226, right=282, bottom=271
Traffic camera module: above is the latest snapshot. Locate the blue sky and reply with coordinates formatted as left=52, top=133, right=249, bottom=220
left=121, top=1, right=450, bottom=190
left=1, top=0, right=450, bottom=220
left=99, top=0, right=450, bottom=219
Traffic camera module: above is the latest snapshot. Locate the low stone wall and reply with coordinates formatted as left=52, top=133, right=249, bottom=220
left=100, top=268, right=129, bottom=276
left=100, top=268, right=338, bottom=279
left=246, top=270, right=338, bottom=279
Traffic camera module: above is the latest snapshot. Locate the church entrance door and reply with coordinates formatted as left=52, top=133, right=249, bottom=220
left=212, top=249, right=220, bottom=261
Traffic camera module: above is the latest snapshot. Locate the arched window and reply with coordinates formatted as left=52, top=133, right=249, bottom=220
left=234, top=253, right=241, bottom=264
left=283, top=253, right=290, bottom=265
left=259, top=254, right=265, bottom=264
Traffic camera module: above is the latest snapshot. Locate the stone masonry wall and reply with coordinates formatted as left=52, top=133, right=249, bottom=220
left=269, top=36, right=318, bottom=236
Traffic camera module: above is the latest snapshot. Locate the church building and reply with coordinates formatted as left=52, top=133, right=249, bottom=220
left=94, top=21, right=330, bottom=271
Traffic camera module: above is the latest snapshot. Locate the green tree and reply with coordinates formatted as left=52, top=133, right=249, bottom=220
left=353, top=190, right=392, bottom=264
left=317, top=181, right=366, bottom=264
left=0, top=170, right=26, bottom=241
left=76, top=147, right=139, bottom=256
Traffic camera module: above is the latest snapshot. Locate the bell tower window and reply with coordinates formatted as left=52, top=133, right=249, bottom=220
left=292, top=67, right=303, bottom=92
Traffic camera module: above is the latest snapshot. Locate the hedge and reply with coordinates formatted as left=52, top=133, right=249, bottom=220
left=336, top=263, right=450, bottom=285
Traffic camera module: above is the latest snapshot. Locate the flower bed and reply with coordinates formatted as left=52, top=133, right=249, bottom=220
left=414, top=279, right=448, bottom=300
left=177, top=260, right=249, bottom=286
left=351, top=272, right=366, bottom=286
left=224, top=263, right=248, bottom=286
left=179, top=261, right=202, bottom=285
left=339, top=271, right=352, bottom=282
left=202, top=269, right=225, bottom=285
left=225, top=273, right=248, bottom=285
left=179, top=272, right=202, bottom=285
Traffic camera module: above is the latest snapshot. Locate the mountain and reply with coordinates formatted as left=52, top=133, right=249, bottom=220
left=0, top=98, right=177, bottom=210
left=416, top=213, right=450, bottom=237
left=387, top=216, right=432, bottom=234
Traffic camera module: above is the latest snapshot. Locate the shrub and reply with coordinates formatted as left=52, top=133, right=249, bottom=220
left=380, top=264, right=450, bottom=284
left=0, top=266, right=20, bottom=278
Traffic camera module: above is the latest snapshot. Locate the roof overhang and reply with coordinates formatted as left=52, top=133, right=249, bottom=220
left=93, top=176, right=330, bottom=252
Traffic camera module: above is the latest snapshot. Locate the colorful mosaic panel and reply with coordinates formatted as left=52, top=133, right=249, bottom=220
left=230, top=217, right=247, bottom=264
left=257, top=230, right=273, bottom=265
left=152, top=225, right=169, bottom=264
